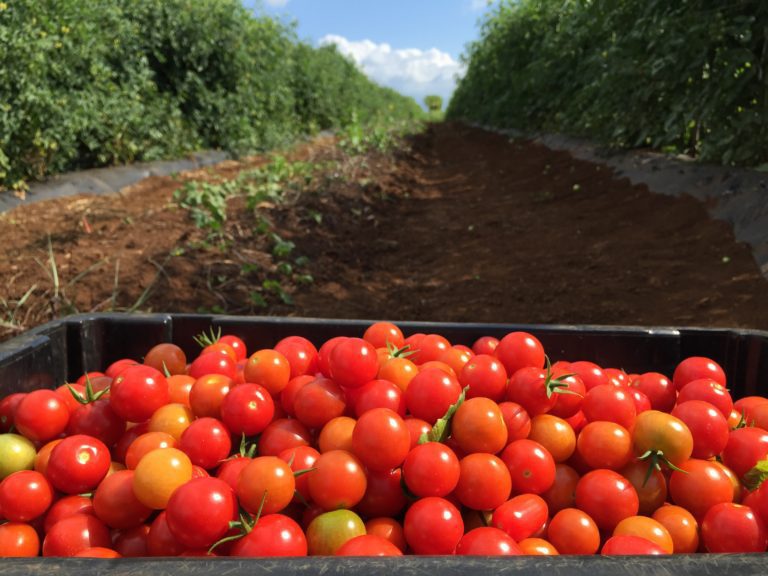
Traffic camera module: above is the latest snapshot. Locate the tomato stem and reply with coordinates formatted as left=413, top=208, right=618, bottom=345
left=417, top=385, right=469, bottom=444
left=193, top=326, right=222, bottom=348
left=637, top=449, right=687, bottom=486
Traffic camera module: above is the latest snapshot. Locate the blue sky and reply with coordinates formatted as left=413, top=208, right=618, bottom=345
left=243, top=0, right=496, bottom=106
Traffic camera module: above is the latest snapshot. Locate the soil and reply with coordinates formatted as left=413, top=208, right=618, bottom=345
left=1, top=122, right=767, bottom=343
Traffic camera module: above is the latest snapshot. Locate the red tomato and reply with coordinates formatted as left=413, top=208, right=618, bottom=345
left=110, top=365, right=169, bottom=423
left=582, top=384, right=636, bottom=430
left=46, top=434, right=111, bottom=494
left=402, top=441, right=460, bottom=497
left=258, top=418, right=311, bottom=456
left=673, top=356, right=726, bottom=390
left=293, top=377, right=346, bottom=429
left=670, top=400, right=729, bottom=460
left=495, top=332, right=545, bottom=375
left=470, top=336, right=498, bottom=356
left=43, top=495, right=95, bottom=534
left=363, top=322, right=405, bottom=350
left=92, top=469, right=153, bottom=529
left=230, top=514, right=307, bottom=556
left=0, top=522, right=40, bottom=557
left=307, top=449, right=367, bottom=511
left=501, top=439, right=556, bottom=494
left=143, top=343, right=187, bottom=376
left=701, top=503, right=768, bottom=553
left=0, top=392, right=26, bottom=433
left=355, top=468, right=407, bottom=519
left=0, top=470, right=53, bottom=522
left=491, top=494, right=548, bottom=542
left=403, top=497, right=464, bottom=554
left=219, top=334, right=247, bottom=362
left=459, top=354, right=508, bottom=401
left=542, top=463, right=580, bottom=514
left=676, top=378, right=733, bottom=418
left=575, top=469, right=639, bottom=532
left=652, top=504, right=699, bottom=553
left=66, top=398, right=126, bottom=448
left=452, top=397, right=508, bottom=455
left=547, top=508, right=600, bottom=555
left=576, top=421, right=633, bottom=470
left=274, top=336, right=319, bottom=378
left=42, top=513, right=112, bottom=557
left=722, top=426, right=768, bottom=480
left=455, top=527, right=522, bottom=555
left=237, top=456, right=295, bottom=515
left=166, top=477, right=237, bottom=549
left=601, top=535, right=666, bottom=555
left=328, top=338, right=379, bottom=388
left=220, top=383, right=274, bottom=436
left=336, top=534, right=403, bottom=556
left=351, top=408, right=410, bottom=472
left=568, top=361, right=608, bottom=391
left=188, top=351, right=237, bottom=380
left=14, top=389, right=70, bottom=442
left=353, top=379, right=406, bottom=417
left=631, top=372, right=676, bottom=413
left=404, top=368, right=462, bottom=424
left=243, top=349, right=291, bottom=395
left=455, top=453, right=512, bottom=510
left=499, top=401, right=532, bottom=441
left=668, top=458, right=734, bottom=520
left=178, top=417, right=232, bottom=470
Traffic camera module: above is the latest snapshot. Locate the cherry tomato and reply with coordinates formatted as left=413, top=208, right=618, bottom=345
left=92, top=469, right=153, bottom=529
left=455, top=453, right=512, bottom=510
left=307, top=449, right=367, bottom=510
left=701, top=502, right=768, bottom=552
left=46, top=434, right=111, bottom=494
left=670, top=400, right=729, bottom=460
left=66, top=398, right=126, bottom=448
left=499, top=401, right=532, bottom=441
left=620, top=459, right=667, bottom=516
left=491, top=493, right=548, bottom=542
left=365, top=517, right=406, bottom=552
left=42, top=513, right=112, bottom=557
left=452, top=397, right=508, bottom=454
left=676, top=378, right=733, bottom=418
left=293, top=377, right=346, bottom=429
left=528, top=414, right=575, bottom=463
left=110, top=365, right=169, bottom=423
left=495, top=331, right=545, bottom=375
left=144, top=343, right=187, bottom=376
left=243, top=349, right=291, bottom=395
left=631, top=372, right=676, bottom=413
left=652, top=504, right=699, bottom=553
left=0, top=393, right=25, bottom=433
left=274, top=336, right=319, bottom=378
left=547, top=508, right=600, bottom=555
left=518, top=537, right=559, bottom=555
left=404, top=368, right=462, bottom=424
left=582, top=384, right=636, bottom=429
left=318, top=416, right=355, bottom=453
left=188, top=351, right=237, bottom=380
left=0, top=522, right=40, bottom=557
left=575, top=469, right=639, bottom=532
left=722, top=426, right=768, bottom=480
left=14, top=389, right=70, bottom=442
left=459, top=354, right=507, bottom=401
left=378, top=357, right=418, bottom=392
left=306, top=509, right=366, bottom=555
left=132, top=448, right=193, bottom=509
left=403, top=496, right=464, bottom=555
left=355, top=468, right=407, bottom=518
left=363, top=322, right=405, bottom=349
left=351, top=408, right=410, bottom=472
left=505, top=367, right=557, bottom=417
left=403, top=441, right=460, bottom=497
left=237, top=456, right=295, bottom=515
left=166, top=477, right=237, bottom=549
left=125, top=431, right=177, bottom=469
left=178, top=417, right=232, bottom=469
left=353, top=379, right=406, bottom=417
left=542, top=463, right=580, bottom=514
left=336, top=534, right=403, bottom=556
left=0, top=470, right=53, bottom=522
left=632, top=410, right=692, bottom=468
left=501, top=439, right=556, bottom=494
left=230, top=513, right=308, bottom=557
left=328, top=338, right=379, bottom=388
left=576, top=421, right=633, bottom=470
left=220, top=383, right=274, bottom=436
left=601, top=535, right=666, bottom=555
left=673, top=356, right=726, bottom=390
left=613, top=515, right=674, bottom=553
left=668, top=458, right=734, bottom=520
left=455, top=527, right=522, bottom=555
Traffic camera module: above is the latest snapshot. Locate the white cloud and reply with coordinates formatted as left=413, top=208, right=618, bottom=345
left=320, top=35, right=465, bottom=106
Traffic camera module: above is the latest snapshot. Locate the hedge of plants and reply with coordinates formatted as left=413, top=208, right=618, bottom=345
left=447, top=0, right=768, bottom=166
left=0, top=0, right=422, bottom=190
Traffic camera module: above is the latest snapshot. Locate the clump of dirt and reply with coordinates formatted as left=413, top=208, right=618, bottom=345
left=1, top=122, right=767, bottom=344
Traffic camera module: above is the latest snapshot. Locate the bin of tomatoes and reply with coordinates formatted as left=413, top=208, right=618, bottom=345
left=0, top=313, right=767, bottom=575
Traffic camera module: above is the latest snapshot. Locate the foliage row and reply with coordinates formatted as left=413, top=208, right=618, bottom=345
left=0, top=0, right=422, bottom=189
left=447, top=0, right=768, bottom=165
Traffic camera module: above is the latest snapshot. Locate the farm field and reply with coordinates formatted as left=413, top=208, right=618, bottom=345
left=1, top=121, right=766, bottom=342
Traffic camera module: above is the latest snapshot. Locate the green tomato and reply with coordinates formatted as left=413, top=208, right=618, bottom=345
left=306, top=509, right=366, bottom=555
left=0, top=433, right=37, bottom=480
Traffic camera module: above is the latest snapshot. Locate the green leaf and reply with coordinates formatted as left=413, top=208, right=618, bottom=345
left=418, top=386, right=469, bottom=445
left=744, top=460, right=768, bottom=491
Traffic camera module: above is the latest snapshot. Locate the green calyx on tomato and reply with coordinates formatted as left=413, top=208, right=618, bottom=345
left=209, top=491, right=267, bottom=553
left=386, top=341, right=418, bottom=360
left=744, top=459, right=768, bottom=491
left=638, top=449, right=688, bottom=486
left=418, top=386, right=469, bottom=445
left=543, top=356, right=580, bottom=399
left=67, top=374, right=109, bottom=405
left=193, top=326, right=223, bottom=348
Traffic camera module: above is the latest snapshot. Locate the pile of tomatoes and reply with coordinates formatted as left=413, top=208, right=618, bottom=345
left=1, top=322, right=768, bottom=559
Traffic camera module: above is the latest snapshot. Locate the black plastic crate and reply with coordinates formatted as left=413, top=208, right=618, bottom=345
left=1, top=313, right=767, bottom=574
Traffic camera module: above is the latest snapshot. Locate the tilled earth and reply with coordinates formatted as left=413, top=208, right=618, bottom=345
left=1, top=122, right=767, bottom=343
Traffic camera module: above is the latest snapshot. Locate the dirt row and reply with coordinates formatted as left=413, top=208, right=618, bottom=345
left=1, top=122, right=767, bottom=344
